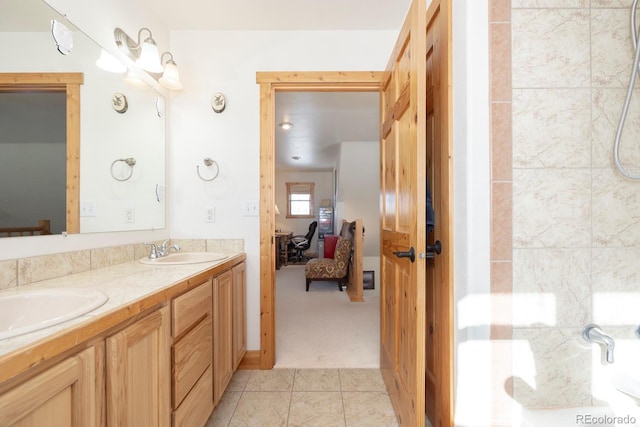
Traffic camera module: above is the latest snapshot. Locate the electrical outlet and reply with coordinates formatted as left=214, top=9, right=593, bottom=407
left=205, top=206, right=215, bottom=223
left=124, top=207, right=135, bottom=223
left=80, top=201, right=96, bottom=217
left=243, top=201, right=259, bottom=217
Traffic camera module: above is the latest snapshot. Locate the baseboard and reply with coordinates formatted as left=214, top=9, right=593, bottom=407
left=238, top=350, right=261, bottom=370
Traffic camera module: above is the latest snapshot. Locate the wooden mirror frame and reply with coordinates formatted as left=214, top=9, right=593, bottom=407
left=0, top=73, right=83, bottom=234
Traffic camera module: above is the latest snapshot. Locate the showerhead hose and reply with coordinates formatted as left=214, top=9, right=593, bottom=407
left=614, top=0, right=640, bottom=179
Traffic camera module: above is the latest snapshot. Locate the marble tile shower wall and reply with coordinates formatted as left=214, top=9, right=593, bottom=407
left=511, top=1, right=640, bottom=408
left=0, top=239, right=244, bottom=290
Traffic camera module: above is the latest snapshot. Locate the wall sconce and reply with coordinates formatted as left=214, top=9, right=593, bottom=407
left=114, top=27, right=163, bottom=73
left=159, top=52, right=183, bottom=90
left=96, top=49, right=127, bottom=73
left=114, top=27, right=183, bottom=91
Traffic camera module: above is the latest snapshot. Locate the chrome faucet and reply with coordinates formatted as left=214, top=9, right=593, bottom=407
left=144, top=240, right=180, bottom=259
left=158, top=239, right=180, bottom=257
left=583, top=324, right=615, bottom=364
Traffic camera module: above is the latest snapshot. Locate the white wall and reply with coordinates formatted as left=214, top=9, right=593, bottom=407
left=169, top=30, right=398, bottom=350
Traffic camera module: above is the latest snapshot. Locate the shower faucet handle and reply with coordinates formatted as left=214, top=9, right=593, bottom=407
left=583, top=324, right=615, bottom=364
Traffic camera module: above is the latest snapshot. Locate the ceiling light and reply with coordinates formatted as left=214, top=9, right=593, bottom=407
left=291, top=156, right=301, bottom=160
left=279, top=122, right=293, bottom=130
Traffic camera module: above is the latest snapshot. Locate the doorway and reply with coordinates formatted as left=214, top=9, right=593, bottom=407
left=256, top=72, right=384, bottom=369
left=273, top=90, right=381, bottom=367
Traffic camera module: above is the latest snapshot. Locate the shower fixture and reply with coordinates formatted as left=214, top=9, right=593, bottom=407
left=583, top=324, right=615, bottom=364
left=614, top=0, right=640, bottom=180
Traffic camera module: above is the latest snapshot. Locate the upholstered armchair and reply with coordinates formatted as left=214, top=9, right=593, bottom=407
left=304, top=237, right=352, bottom=291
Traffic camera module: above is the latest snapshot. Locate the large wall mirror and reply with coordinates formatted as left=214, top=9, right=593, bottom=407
left=0, top=0, right=166, bottom=236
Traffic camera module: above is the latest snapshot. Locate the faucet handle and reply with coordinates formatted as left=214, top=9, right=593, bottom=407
left=160, top=239, right=171, bottom=251
left=144, top=242, right=159, bottom=258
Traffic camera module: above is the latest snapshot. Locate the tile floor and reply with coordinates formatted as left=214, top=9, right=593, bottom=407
left=206, top=368, right=399, bottom=426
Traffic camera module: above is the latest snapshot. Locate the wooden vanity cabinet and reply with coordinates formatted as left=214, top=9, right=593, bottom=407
left=0, top=346, right=97, bottom=427
left=106, top=306, right=171, bottom=427
left=213, top=269, right=233, bottom=405
left=171, top=279, right=213, bottom=427
left=232, top=261, right=247, bottom=370
left=213, top=261, right=247, bottom=406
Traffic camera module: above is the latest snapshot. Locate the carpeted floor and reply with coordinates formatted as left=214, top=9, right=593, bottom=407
left=274, top=265, right=380, bottom=369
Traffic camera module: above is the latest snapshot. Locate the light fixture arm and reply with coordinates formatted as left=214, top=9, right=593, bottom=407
left=161, top=52, right=176, bottom=65
left=135, top=28, right=154, bottom=49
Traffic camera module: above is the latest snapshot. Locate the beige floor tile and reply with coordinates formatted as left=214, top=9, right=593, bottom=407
left=245, top=368, right=295, bottom=391
left=339, top=369, right=386, bottom=391
left=288, top=391, right=346, bottom=427
left=343, top=392, right=398, bottom=427
left=227, top=370, right=252, bottom=391
left=229, top=392, right=291, bottom=427
left=293, top=369, right=341, bottom=391
left=207, top=391, right=241, bottom=427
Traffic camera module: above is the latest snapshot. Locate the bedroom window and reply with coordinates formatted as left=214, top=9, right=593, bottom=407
left=286, top=182, right=315, bottom=218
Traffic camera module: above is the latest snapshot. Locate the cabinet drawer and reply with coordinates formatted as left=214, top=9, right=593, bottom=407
left=172, top=280, right=212, bottom=338
left=172, top=316, right=212, bottom=408
left=172, top=365, right=213, bottom=427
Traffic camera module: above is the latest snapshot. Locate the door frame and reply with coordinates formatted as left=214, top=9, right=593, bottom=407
left=0, top=73, right=82, bottom=234
left=256, top=71, right=384, bottom=369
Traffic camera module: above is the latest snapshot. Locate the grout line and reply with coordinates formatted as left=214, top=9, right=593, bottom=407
left=285, top=369, right=296, bottom=426
left=338, top=369, right=348, bottom=426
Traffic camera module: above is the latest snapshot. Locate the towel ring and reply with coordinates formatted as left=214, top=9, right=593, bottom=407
left=110, top=157, right=136, bottom=181
left=196, top=157, right=219, bottom=181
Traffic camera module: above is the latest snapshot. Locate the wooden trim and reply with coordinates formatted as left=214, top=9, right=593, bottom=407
left=0, top=73, right=83, bottom=234
left=237, top=350, right=261, bottom=370
left=257, top=72, right=384, bottom=369
left=257, top=71, right=383, bottom=85
left=66, top=83, right=81, bottom=234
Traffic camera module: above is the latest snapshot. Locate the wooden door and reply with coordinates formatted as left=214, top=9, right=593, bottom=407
left=425, top=1, right=454, bottom=426
left=379, top=0, right=428, bottom=426
left=106, top=306, right=171, bottom=427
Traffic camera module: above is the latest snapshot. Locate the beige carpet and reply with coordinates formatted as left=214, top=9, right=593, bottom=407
left=274, top=265, right=380, bottom=368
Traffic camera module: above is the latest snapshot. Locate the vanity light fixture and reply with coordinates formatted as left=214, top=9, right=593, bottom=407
left=158, top=52, right=183, bottom=90
left=124, top=70, right=149, bottom=88
left=114, top=27, right=163, bottom=73
left=96, top=49, right=127, bottom=74
left=279, top=121, right=294, bottom=130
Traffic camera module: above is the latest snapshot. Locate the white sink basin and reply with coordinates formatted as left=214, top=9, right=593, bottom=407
left=0, top=288, right=108, bottom=340
left=138, top=252, right=229, bottom=265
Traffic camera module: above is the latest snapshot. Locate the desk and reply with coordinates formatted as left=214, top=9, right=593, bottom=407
left=274, top=231, right=293, bottom=269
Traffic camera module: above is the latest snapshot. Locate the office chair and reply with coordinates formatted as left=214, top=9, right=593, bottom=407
left=288, top=221, right=317, bottom=263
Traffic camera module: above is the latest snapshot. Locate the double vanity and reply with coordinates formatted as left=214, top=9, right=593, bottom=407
left=0, top=250, right=246, bottom=427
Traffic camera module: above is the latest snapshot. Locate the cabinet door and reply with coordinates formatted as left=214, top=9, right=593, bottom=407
left=106, top=306, right=170, bottom=427
left=232, top=261, right=246, bottom=370
left=0, top=346, right=96, bottom=427
left=213, top=270, right=233, bottom=405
